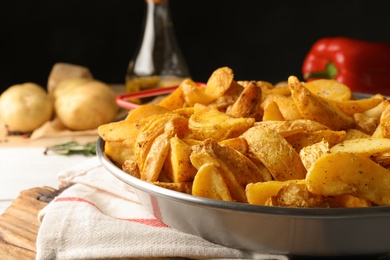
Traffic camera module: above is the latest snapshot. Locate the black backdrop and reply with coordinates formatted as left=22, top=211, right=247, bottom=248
left=0, top=0, right=389, bottom=93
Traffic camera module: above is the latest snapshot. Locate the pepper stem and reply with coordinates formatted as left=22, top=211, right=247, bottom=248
left=304, top=62, right=338, bottom=80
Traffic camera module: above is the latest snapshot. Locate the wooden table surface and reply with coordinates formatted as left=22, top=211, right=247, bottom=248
left=0, top=186, right=63, bottom=259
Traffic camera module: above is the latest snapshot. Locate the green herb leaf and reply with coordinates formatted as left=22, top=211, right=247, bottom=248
left=44, top=141, right=96, bottom=156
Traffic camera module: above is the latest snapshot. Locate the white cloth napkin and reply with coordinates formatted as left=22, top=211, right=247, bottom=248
left=36, top=156, right=289, bottom=260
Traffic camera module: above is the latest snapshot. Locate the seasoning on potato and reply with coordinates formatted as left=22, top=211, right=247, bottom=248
left=98, top=66, right=390, bottom=208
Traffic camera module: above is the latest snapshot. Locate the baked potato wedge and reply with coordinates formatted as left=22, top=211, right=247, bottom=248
left=189, top=104, right=255, bottom=141
left=289, top=76, right=355, bottom=130
left=306, top=152, right=390, bottom=206
left=241, top=126, right=307, bottom=180
left=190, top=139, right=264, bottom=202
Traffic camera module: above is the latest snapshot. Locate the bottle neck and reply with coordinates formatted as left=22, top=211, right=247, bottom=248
left=133, top=0, right=189, bottom=77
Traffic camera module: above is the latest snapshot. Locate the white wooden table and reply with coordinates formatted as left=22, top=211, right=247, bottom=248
left=0, top=135, right=99, bottom=215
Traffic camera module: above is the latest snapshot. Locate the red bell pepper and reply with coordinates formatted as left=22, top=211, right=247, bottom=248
left=302, top=37, right=390, bottom=95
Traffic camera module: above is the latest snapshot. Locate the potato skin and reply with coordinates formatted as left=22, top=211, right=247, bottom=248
left=54, top=79, right=118, bottom=131
left=0, top=83, right=53, bottom=132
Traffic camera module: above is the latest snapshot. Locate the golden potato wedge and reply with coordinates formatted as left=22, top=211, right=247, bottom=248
left=267, top=182, right=330, bottom=208
left=344, top=128, right=371, bottom=140
left=372, top=124, right=384, bottom=138
left=205, top=66, right=234, bottom=99
left=380, top=101, right=390, bottom=138
left=158, top=85, right=186, bottom=110
left=262, top=101, right=284, bottom=121
left=190, top=139, right=264, bottom=202
left=353, top=113, right=379, bottom=135
left=140, top=116, right=190, bottom=182
left=192, top=163, right=233, bottom=201
left=253, top=119, right=329, bottom=138
left=207, top=80, right=244, bottom=110
left=261, top=94, right=302, bottom=120
left=98, top=120, right=137, bottom=143
left=330, top=138, right=390, bottom=157
left=180, top=78, right=214, bottom=106
left=244, top=152, right=273, bottom=182
left=98, top=104, right=173, bottom=142
left=140, top=126, right=173, bottom=182
left=285, top=130, right=346, bottom=152
left=299, top=140, right=330, bottom=171
left=241, top=126, right=307, bottom=180
left=246, top=180, right=305, bottom=206
left=182, top=138, right=202, bottom=146
left=163, top=136, right=197, bottom=183
left=173, top=107, right=194, bottom=118
left=330, top=195, right=372, bottom=208
left=374, top=152, right=390, bottom=168
left=104, top=140, right=135, bottom=168
left=364, top=97, right=388, bottom=119
left=306, top=152, right=390, bottom=206
left=134, top=114, right=189, bottom=174
left=125, top=104, right=173, bottom=122
left=334, top=97, right=382, bottom=116
left=226, top=81, right=262, bottom=120
left=189, top=104, right=255, bottom=141
left=122, top=158, right=140, bottom=178
left=303, top=79, right=352, bottom=101
left=288, top=76, right=355, bottom=130
left=219, top=137, right=249, bottom=155
left=261, top=81, right=291, bottom=97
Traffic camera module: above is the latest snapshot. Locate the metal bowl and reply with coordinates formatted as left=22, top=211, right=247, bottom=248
left=97, top=135, right=390, bottom=258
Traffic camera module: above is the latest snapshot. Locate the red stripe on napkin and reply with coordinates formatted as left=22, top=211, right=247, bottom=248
left=54, top=197, right=168, bottom=228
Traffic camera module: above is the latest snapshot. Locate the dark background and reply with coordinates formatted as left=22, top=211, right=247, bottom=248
left=0, top=0, right=389, bottom=93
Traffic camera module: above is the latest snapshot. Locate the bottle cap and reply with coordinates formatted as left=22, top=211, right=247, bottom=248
left=145, top=0, right=167, bottom=3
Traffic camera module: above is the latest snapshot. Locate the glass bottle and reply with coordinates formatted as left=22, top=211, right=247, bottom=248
left=125, top=0, right=190, bottom=94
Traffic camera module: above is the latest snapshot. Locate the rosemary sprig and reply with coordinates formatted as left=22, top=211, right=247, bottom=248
left=44, top=141, right=96, bottom=156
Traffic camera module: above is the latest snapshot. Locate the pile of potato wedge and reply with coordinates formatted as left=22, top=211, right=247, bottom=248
left=98, top=66, right=390, bottom=208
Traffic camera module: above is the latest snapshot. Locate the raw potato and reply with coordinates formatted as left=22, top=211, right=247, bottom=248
left=0, top=83, right=53, bottom=132
left=54, top=79, right=118, bottom=131
left=47, top=62, right=93, bottom=95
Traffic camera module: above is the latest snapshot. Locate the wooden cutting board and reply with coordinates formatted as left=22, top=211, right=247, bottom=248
left=0, top=186, right=63, bottom=259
